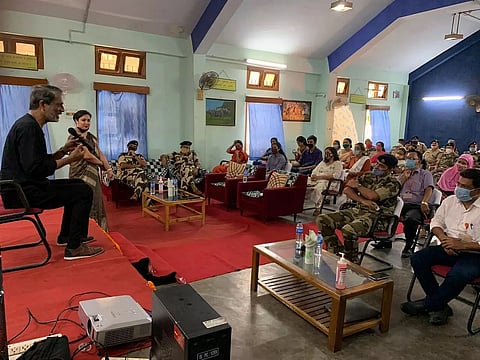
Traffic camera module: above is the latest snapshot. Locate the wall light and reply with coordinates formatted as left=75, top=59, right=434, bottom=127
left=422, top=96, right=464, bottom=101
left=245, top=59, right=287, bottom=69
left=331, top=1, right=353, bottom=12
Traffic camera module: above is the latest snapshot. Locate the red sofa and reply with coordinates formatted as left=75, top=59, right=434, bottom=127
left=236, top=173, right=308, bottom=221
left=205, top=166, right=266, bottom=208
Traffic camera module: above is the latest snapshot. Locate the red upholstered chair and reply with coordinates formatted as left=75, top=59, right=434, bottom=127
left=205, top=166, right=266, bottom=209
left=237, top=173, right=308, bottom=221
left=0, top=180, right=51, bottom=272
left=406, top=234, right=480, bottom=335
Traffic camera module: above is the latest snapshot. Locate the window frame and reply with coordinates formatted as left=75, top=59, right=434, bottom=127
left=95, top=46, right=146, bottom=79
left=246, top=66, right=280, bottom=91
left=367, top=81, right=388, bottom=100
left=0, top=33, right=44, bottom=70
left=336, top=77, right=350, bottom=96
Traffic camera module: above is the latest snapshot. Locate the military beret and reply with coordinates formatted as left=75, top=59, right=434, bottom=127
left=127, top=140, right=138, bottom=146
left=180, top=140, right=192, bottom=146
left=377, top=154, right=398, bottom=168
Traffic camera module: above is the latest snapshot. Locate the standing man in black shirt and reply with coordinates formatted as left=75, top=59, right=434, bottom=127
left=1, top=85, right=104, bottom=260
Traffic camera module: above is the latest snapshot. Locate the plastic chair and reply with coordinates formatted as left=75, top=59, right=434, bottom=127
left=0, top=180, right=51, bottom=272
left=406, top=234, right=480, bottom=335
left=411, top=188, right=443, bottom=250
left=357, top=197, right=404, bottom=272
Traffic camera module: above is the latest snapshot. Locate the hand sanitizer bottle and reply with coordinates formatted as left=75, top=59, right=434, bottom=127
left=335, top=252, right=347, bottom=290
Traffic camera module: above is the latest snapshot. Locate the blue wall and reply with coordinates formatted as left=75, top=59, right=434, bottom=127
left=405, top=31, right=480, bottom=152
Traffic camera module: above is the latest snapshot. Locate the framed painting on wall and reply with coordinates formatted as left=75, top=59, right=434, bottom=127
left=282, top=100, right=312, bottom=122
left=206, top=98, right=236, bottom=126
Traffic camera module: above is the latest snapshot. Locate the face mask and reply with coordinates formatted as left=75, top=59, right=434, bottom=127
left=354, top=149, right=362, bottom=156
left=469, top=147, right=476, bottom=153
left=445, top=149, right=453, bottom=154
left=373, top=168, right=386, bottom=177
left=366, top=143, right=372, bottom=149
left=343, top=144, right=350, bottom=149
left=405, top=159, right=417, bottom=169
left=455, top=186, right=477, bottom=202
left=376, top=146, right=382, bottom=152
left=333, top=144, right=340, bottom=150
left=235, top=145, right=242, bottom=150
left=307, top=143, right=314, bottom=149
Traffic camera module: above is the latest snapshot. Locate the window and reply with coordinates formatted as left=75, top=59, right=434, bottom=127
left=367, top=81, right=388, bottom=100
left=336, top=78, right=350, bottom=96
left=247, top=67, right=279, bottom=91
left=95, top=46, right=146, bottom=79
left=0, top=33, right=44, bottom=69
left=94, top=82, right=150, bottom=160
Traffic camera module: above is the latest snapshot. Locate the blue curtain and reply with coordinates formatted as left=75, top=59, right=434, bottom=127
left=0, top=84, right=51, bottom=162
left=370, top=110, right=391, bottom=151
left=97, top=90, right=147, bottom=160
left=247, top=103, right=285, bottom=158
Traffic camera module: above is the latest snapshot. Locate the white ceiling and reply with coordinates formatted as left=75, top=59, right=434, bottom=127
left=1, top=0, right=480, bottom=73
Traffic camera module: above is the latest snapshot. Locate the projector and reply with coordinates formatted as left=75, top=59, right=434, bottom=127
left=78, top=295, right=151, bottom=348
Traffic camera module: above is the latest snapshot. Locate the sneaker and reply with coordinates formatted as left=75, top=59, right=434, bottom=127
left=428, top=305, right=453, bottom=325
left=371, top=241, right=392, bottom=250
left=64, top=243, right=104, bottom=260
left=400, top=299, right=427, bottom=316
left=57, top=236, right=95, bottom=247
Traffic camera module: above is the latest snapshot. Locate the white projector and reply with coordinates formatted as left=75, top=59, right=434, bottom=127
left=78, top=295, right=151, bottom=348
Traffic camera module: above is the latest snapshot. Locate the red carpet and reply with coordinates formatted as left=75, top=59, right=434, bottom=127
left=1, top=209, right=153, bottom=359
left=104, top=199, right=312, bottom=282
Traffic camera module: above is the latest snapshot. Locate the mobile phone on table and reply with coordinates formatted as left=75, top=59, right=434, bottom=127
left=368, top=272, right=390, bottom=281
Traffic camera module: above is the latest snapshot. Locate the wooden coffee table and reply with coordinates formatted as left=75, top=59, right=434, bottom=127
left=142, top=190, right=205, bottom=231
left=251, top=240, right=393, bottom=352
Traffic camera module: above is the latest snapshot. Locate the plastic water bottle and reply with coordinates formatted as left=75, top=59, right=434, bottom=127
left=149, top=178, right=156, bottom=195
left=158, top=177, right=164, bottom=194
left=295, top=221, right=304, bottom=256
left=335, top=252, right=347, bottom=290
left=314, top=231, right=323, bottom=270
left=172, top=178, right=178, bottom=197
left=243, top=169, right=248, bottom=183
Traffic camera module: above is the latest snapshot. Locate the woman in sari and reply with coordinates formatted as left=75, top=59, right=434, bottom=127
left=68, top=110, right=113, bottom=231
left=211, top=140, right=249, bottom=173
left=437, top=154, right=474, bottom=197
left=344, top=142, right=371, bottom=185
left=306, top=146, right=343, bottom=216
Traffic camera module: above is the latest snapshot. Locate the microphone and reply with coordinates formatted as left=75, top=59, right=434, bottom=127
left=68, top=127, right=94, bottom=152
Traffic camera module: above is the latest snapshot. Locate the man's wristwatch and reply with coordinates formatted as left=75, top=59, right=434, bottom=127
left=421, top=201, right=429, bottom=206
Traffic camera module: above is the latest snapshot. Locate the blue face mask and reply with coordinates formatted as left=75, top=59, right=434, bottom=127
left=373, top=168, right=386, bottom=177
left=405, top=159, right=417, bottom=169
left=455, top=186, right=477, bottom=202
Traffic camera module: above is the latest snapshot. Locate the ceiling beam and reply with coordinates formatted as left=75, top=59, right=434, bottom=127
left=328, top=0, right=470, bottom=72
left=191, top=0, right=244, bottom=54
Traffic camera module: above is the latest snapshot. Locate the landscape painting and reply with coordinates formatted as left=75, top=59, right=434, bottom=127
left=206, top=98, right=236, bottom=126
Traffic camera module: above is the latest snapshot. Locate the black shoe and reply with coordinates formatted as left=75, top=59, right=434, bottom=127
left=428, top=305, right=453, bottom=325
left=401, top=246, right=414, bottom=258
left=401, top=299, right=427, bottom=316
left=57, top=236, right=95, bottom=247
left=371, top=241, right=392, bottom=250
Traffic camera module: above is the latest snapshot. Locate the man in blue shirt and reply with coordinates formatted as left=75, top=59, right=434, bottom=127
left=292, top=135, right=322, bottom=175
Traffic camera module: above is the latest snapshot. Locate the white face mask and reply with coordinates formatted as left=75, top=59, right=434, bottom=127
left=445, top=149, right=453, bottom=155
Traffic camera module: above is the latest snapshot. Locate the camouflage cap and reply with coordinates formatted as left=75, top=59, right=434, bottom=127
left=377, top=154, right=398, bottom=168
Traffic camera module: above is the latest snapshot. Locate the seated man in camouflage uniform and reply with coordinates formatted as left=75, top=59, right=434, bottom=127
left=316, top=154, right=401, bottom=262
left=117, top=140, right=148, bottom=201
left=169, top=140, right=203, bottom=195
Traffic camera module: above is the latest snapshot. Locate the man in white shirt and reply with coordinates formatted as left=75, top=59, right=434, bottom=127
left=401, top=168, right=480, bottom=325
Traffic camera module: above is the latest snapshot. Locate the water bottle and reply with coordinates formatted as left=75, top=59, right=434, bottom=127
left=158, top=177, right=164, bottom=194
left=314, top=231, right=323, bottom=270
left=295, top=221, right=304, bottom=256
left=243, top=169, right=248, bottom=183
left=173, top=178, right=178, bottom=197
left=149, top=178, right=156, bottom=195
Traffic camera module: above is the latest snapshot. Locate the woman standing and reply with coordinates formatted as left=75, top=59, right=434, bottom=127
left=306, top=147, right=343, bottom=216
left=68, top=110, right=113, bottom=231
